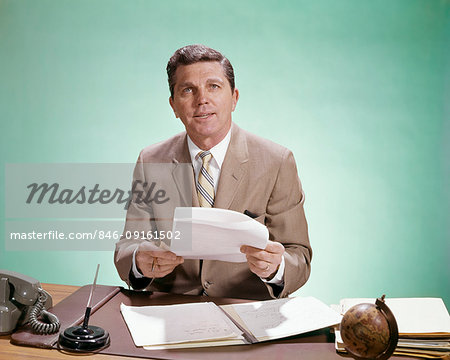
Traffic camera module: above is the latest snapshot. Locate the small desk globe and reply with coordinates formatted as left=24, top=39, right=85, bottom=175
left=340, top=295, right=398, bottom=360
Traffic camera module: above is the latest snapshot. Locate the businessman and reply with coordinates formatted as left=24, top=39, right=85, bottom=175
left=114, top=44, right=312, bottom=300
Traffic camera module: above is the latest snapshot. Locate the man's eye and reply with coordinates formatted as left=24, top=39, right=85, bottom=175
left=210, top=84, right=219, bottom=89
left=183, top=88, right=192, bottom=93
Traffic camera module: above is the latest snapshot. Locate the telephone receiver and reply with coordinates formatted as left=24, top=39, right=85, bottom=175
left=0, top=269, right=60, bottom=335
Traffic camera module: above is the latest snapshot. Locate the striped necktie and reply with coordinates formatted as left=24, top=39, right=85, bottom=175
left=197, top=151, right=215, bottom=208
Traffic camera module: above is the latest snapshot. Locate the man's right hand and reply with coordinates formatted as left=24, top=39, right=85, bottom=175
left=135, top=242, right=184, bottom=278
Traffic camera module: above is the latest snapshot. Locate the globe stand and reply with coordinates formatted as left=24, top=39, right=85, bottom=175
left=374, top=295, right=399, bottom=360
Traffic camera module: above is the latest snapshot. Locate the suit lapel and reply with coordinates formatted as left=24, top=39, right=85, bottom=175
left=171, top=136, right=198, bottom=207
left=214, top=124, right=249, bottom=210
left=171, top=125, right=249, bottom=209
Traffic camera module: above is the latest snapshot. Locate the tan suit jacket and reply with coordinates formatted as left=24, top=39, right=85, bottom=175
left=114, top=124, right=312, bottom=300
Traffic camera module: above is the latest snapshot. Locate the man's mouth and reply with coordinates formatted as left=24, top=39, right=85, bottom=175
left=193, top=112, right=215, bottom=119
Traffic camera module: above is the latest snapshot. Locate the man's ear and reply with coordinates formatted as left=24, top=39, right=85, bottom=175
left=231, top=88, right=239, bottom=112
left=169, top=96, right=179, bottom=118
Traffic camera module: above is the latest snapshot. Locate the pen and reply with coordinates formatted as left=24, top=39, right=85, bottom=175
left=147, top=258, right=157, bottom=287
left=244, top=210, right=258, bottom=219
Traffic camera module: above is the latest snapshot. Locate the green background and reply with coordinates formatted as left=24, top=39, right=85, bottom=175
left=1, top=0, right=449, bottom=307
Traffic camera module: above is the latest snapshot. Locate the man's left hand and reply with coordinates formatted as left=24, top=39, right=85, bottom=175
left=240, top=240, right=285, bottom=279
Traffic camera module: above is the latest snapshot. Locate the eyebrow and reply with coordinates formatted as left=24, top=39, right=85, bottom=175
left=177, top=77, right=224, bottom=88
left=206, top=77, right=224, bottom=84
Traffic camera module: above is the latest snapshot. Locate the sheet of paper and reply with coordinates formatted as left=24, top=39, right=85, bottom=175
left=170, top=207, right=268, bottom=262
left=222, top=296, right=342, bottom=341
left=143, top=337, right=246, bottom=350
left=339, top=298, right=450, bottom=334
left=120, top=302, right=242, bottom=347
left=334, top=328, right=345, bottom=352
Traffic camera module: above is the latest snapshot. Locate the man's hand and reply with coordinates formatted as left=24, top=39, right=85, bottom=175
left=240, top=240, right=285, bottom=279
left=136, top=242, right=184, bottom=278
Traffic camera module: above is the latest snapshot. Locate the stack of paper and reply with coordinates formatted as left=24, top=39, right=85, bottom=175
left=120, top=296, right=343, bottom=350
left=334, top=298, right=450, bottom=359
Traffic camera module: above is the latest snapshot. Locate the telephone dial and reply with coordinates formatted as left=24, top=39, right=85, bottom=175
left=0, top=269, right=60, bottom=335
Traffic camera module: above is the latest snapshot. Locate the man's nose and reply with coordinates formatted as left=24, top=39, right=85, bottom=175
left=196, top=87, right=209, bottom=105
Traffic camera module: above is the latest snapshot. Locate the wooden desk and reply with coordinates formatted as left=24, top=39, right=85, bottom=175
left=0, top=284, right=135, bottom=360
left=0, top=284, right=415, bottom=360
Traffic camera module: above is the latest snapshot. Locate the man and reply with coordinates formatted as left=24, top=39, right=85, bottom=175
left=114, top=45, right=311, bottom=300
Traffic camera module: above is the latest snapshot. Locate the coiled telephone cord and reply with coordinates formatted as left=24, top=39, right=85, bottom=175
left=28, top=289, right=60, bottom=334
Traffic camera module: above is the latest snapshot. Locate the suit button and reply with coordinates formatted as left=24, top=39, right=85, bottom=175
left=204, top=281, right=211, bottom=289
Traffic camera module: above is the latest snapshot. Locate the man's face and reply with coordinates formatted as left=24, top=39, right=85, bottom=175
left=169, top=61, right=239, bottom=149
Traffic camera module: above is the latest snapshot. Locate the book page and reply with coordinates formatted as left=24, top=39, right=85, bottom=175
left=120, top=302, right=242, bottom=347
left=339, top=298, right=450, bottom=334
left=224, top=296, right=342, bottom=341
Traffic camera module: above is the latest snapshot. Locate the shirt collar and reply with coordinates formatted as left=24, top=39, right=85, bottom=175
left=187, top=125, right=232, bottom=169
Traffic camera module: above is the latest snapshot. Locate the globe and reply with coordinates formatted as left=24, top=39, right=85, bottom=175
left=340, top=295, right=398, bottom=360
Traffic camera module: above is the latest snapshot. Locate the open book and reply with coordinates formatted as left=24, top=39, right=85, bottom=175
left=337, top=297, right=450, bottom=337
left=120, top=296, right=342, bottom=350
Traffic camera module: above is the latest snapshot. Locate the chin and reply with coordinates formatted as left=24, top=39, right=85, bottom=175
left=194, top=124, right=219, bottom=136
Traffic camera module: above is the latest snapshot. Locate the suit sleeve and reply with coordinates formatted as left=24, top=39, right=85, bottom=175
left=264, top=148, right=312, bottom=298
left=114, top=151, right=155, bottom=289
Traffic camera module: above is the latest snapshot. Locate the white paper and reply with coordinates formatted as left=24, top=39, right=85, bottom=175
left=223, top=296, right=343, bottom=341
left=120, top=302, right=242, bottom=347
left=143, top=337, right=245, bottom=350
left=170, top=207, right=268, bottom=262
left=339, top=298, right=450, bottom=334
